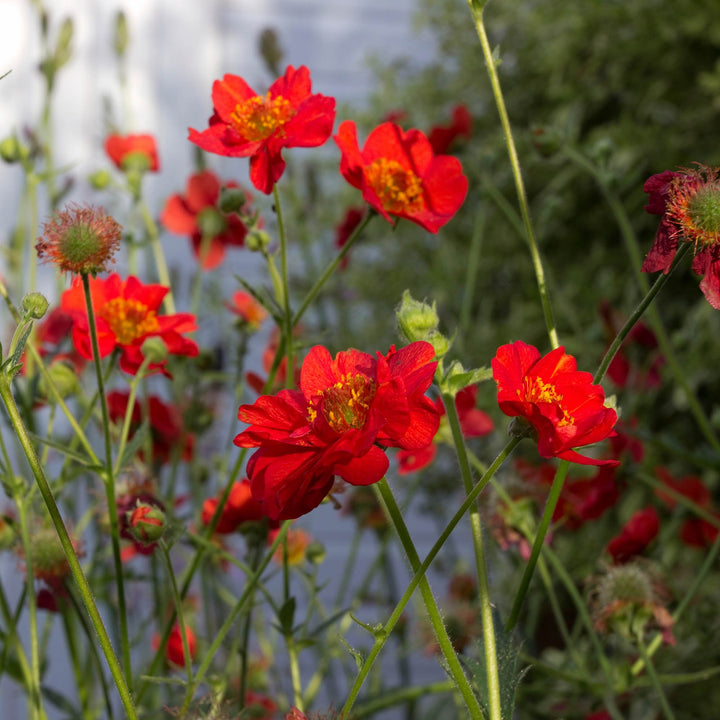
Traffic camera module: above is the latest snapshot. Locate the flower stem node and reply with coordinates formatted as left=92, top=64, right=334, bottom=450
left=22, top=292, right=49, bottom=320
left=127, top=503, right=166, bottom=545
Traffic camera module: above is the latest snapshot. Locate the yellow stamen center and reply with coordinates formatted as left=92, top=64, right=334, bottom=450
left=523, top=376, right=574, bottom=427
left=308, top=373, right=376, bottom=432
left=365, top=158, right=424, bottom=214
left=101, top=297, right=160, bottom=345
left=230, top=93, right=296, bottom=142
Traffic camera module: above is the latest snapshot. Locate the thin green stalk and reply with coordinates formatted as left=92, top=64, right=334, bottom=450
left=506, top=460, right=570, bottom=631
left=272, top=184, right=294, bottom=388
left=340, top=438, right=519, bottom=720
left=466, top=2, right=558, bottom=348
left=60, top=607, right=92, bottom=720
left=0, top=581, right=33, bottom=691
left=374, top=478, right=486, bottom=720
left=292, top=211, right=373, bottom=327
left=160, top=543, right=193, bottom=687
left=637, top=635, right=676, bottom=720
left=190, top=233, right=213, bottom=316
left=80, top=273, right=132, bottom=688
left=0, top=378, right=139, bottom=720
left=442, top=391, right=501, bottom=720
left=139, top=201, right=175, bottom=314
left=237, top=541, right=264, bottom=712
left=353, top=680, right=456, bottom=719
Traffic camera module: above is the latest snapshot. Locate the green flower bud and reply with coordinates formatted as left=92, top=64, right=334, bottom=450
left=197, top=207, right=227, bottom=238
left=0, top=136, right=27, bottom=164
left=396, top=290, right=440, bottom=343
left=219, top=186, right=247, bottom=214
left=140, top=336, right=168, bottom=365
left=22, top=292, right=49, bottom=320
left=39, top=361, right=79, bottom=402
left=305, top=540, right=326, bottom=565
left=114, top=11, right=129, bottom=58
left=127, top=503, right=166, bottom=545
left=245, top=228, right=271, bottom=252
left=88, top=169, right=112, bottom=189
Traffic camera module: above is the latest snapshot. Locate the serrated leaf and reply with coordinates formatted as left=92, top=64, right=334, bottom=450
left=338, top=636, right=365, bottom=670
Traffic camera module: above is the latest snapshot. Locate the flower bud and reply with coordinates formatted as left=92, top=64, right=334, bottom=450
left=26, top=527, right=71, bottom=586
left=55, top=18, right=74, bottom=69
left=0, top=136, right=27, bottom=164
left=0, top=516, right=16, bottom=551
left=38, top=360, right=79, bottom=402
left=245, top=228, right=271, bottom=252
left=127, top=503, right=166, bottom=545
left=114, top=11, right=129, bottom=58
left=219, top=186, right=247, bottom=214
left=305, top=540, right=326, bottom=565
left=22, top=292, right=49, bottom=320
left=140, top=336, right=168, bottom=365
left=396, top=290, right=440, bottom=343
left=88, top=169, right=112, bottom=189
left=197, top=207, right=227, bottom=238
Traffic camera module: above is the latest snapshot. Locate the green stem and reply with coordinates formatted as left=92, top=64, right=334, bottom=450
left=292, top=211, right=373, bottom=327
left=340, top=438, right=519, bottom=720
left=506, top=460, right=570, bottom=631
left=0, top=378, right=139, bottom=720
left=139, top=201, right=175, bottom=314
left=160, top=542, right=193, bottom=686
left=374, top=478, right=486, bottom=720
left=466, top=2, right=558, bottom=348
left=442, top=391, right=501, bottom=720
left=273, top=184, right=294, bottom=388
left=353, top=680, right=455, bottom=719
left=637, top=635, right=676, bottom=720
left=80, top=273, right=132, bottom=688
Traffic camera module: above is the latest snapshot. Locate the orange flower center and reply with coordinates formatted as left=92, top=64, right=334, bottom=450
left=308, top=373, right=376, bottom=433
left=365, top=158, right=424, bottom=214
left=668, top=170, right=720, bottom=247
left=101, top=297, right=160, bottom=345
left=230, top=93, right=296, bottom=142
left=523, top=376, right=574, bottom=426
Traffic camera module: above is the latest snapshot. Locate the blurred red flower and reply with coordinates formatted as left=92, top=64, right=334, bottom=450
left=642, top=165, right=720, bottom=309
left=334, top=120, right=468, bottom=233
left=428, top=104, right=472, bottom=155
left=61, top=273, right=199, bottom=375
left=235, top=342, right=440, bottom=520
left=188, top=65, right=336, bottom=194
left=492, top=341, right=618, bottom=466
left=334, top=205, right=365, bottom=269
left=154, top=623, right=196, bottom=667
left=105, top=133, right=159, bottom=172
left=161, top=170, right=251, bottom=270
left=107, top=390, right=194, bottom=465
left=201, top=479, right=272, bottom=534
left=607, top=507, right=659, bottom=564
left=225, top=290, right=268, bottom=330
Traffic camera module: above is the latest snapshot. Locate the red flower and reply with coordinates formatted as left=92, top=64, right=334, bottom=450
left=334, top=120, right=468, bottom=233
left=161, top=170, right=251, bottom=270
left=188, top=65, right=336, bottom=194
left=105, top=133, right=159, bottom=172
left=235, top=342, right=441, bottom=520
left=61, top=273, right=199, bottom=375
left=492, top=341, right=618, bottom=466
left=154, top=624, right=197, bottom=667
left=607, top=507, right=659, bottom=564
left=397, top=385, right=494, bottom=474
left=225, top=290, right=268, bottom=330
left=244, top=692, right=277, bottom=720
left=642, top=165, right=720, bottom=309
left=201, top=479, right=271, bottom=534
left=107, top=391, right=194, bottom=465
left=428, top=105, right=472, bottom=155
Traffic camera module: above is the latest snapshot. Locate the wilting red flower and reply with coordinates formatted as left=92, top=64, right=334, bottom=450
left=492, top=341, right=618, bottom=466
left=655, top=467, right=719, bottom=548
left=105, top=133, right=159, bottom=172
left=154, top=623, right=197, bottom=667
left=642, top=165, right=720, bottom=309
left=107, top=391, right=194, bottom=464
left=36, top=204, right=122, bottom=276
left=235, top=342, right=441, bottom=520
left=225, top=290, right=268, bottom=330
left=160, top=169, right=251, bottom=270
left=607, top=507, right=659, bottom=564
left=397, top=384, right=494, bottom=474
left=188, top=65, right=336, bottom=194
left=61, top=273, right=199, bottom=375
left=428, top=105, right=472, bottom=155
left=201, top=478, right=270, bottom=534
left=334, top=120, right=468, bottom=233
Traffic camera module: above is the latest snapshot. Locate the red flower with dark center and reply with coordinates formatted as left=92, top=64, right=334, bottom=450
left=334, top=120, right=468, bottom=233
left=107, top=391, right=194, bottom=465
left=428, top=105, right=472, bottom=155
left=188, top=65, right=336, bottom=194
left=161, top=170, right=251, bottom=270
left=607, top=507, right=659, bottom=564
left=492, top=341, right=618, bottom=466
left=642, top=165, right=720, bottom=309
left=235, top=342, right=440, bottom=520
left=105, top=133, right=159, bottom=172
left=61, top=273, right=199, bottom=375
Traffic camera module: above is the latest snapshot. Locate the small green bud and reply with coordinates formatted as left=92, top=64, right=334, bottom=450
left=245, top=228, right=271, bottom=252
left=39, top=361, right=79, bottom=402
left=114, top=11, right=129, bottom=58
left=127, top=503, right=166, bottom=545
left=0, top=516, right=16, bottom=551
left=305, top=540, right=326, bottom=565
left=219, top=186, right=247, bottom=214
left=55, top=18, right=74, bottom=69
left=197, top=207, right=226, bottom=238
left=140, top=336, right=167, bottom=365
left=0, top=136, right=27, bottom=164
left=88, top=169, right=111, bottom=189
left=22, top=292, right=49, bottom=320
left=396, top=290, right=440, bottom=343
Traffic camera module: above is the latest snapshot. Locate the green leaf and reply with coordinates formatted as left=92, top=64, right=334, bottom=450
left=29, top=433, right=102, bottom=470
left=116, top=419, right=150, bottom=473
left=338, top=636, right=365, bottom=670
left=276, top=596, right=296, bottom=636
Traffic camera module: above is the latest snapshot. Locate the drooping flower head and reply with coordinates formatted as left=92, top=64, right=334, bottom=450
left=642, top=164, right=720, bottom=309
left=334, top=120, right=468, bottom=233
left=105, top=133, right=159, bottom=172
left=491, top=341, right=618, bottom=466
left=37, top=204, right=122, bottom=276
left=235, top=342, right=441, bottom=520
left=160, top=169, right=251, bottom=270
left=61, top=273, right=199, bottom=375
left=188, top=65, right=336, bottom=194
left=607, top=507, right=660, bottom=564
